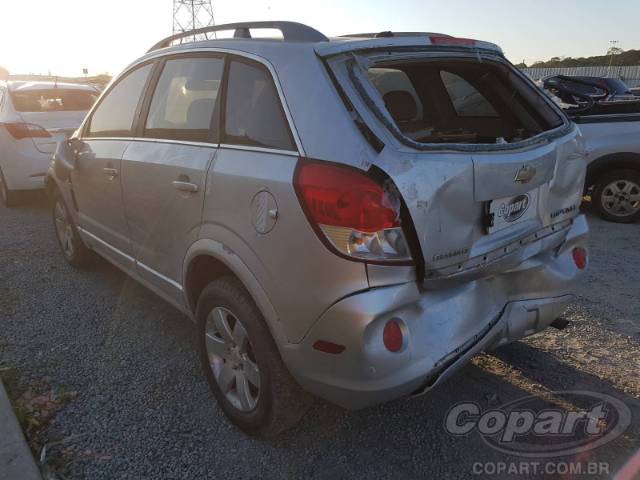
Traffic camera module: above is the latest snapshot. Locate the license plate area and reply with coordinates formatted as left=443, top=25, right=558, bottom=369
left=485, top=188, right=539, bottom=234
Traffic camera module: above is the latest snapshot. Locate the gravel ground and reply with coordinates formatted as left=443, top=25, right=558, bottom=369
left=1, top=194, right=639, bottom=479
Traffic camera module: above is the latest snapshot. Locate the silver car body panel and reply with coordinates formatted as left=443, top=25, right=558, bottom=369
left=578, top=116, right=640, bottom=165
left=49, top=33, right=589, bottom=410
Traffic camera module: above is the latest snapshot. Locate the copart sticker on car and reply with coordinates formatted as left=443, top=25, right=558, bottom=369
left=487, top=189, right=539, bottom=233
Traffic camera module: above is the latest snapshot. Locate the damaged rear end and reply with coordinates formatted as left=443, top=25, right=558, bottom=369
left=290, top=36, right=589, bottom=409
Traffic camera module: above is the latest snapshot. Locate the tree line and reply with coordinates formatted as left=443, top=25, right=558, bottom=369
left=518, top=49, right=640, bottom=68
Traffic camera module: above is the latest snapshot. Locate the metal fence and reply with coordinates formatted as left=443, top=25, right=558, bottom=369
left=521, top=65, right=640, bottom=88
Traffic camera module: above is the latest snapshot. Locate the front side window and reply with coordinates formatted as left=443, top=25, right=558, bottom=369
left=224, top=59, right=295, bottom=151
left=440, top=71, right=498, bottom=117
left=88, top=64, right=152, bottom=137
left=144, top=56, right=223, bottom=142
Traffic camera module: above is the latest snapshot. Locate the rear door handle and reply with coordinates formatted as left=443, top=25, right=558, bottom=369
left=103, top=167, right=119, bottom=178
left=172, top=180, right=198, bottom=193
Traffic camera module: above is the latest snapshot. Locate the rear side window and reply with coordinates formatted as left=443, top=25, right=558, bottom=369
left=10, top=89, right=97, bottom=112
left=88, top=64, right=152, bottom=137
left=223, top=59, right=295, bottom=151
left=144, top=56, right=223, bottom=142
left=440, top=71, right=498, bottom=117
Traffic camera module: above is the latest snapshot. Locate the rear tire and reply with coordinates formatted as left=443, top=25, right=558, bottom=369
left=593, top=169, right=640, bottom=223
left=52, top=190, right=96, bottom=268
left=0, top=168, right=19, bottom=207
left=196, top=277, right=311, bottom=437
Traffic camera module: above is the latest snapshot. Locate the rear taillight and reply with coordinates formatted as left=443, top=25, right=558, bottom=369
left=3, top=122, right=51, bottom=140
left=294, top=160, right=412, bottom=263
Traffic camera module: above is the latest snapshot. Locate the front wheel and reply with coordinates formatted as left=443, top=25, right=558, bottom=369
left=196, top=277, right=311, bottom=437
left=52, top=191, right=96, bottom=268
left=593, top=169, right=640, bottom=223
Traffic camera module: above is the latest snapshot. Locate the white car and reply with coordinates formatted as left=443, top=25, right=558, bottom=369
left=0, top=80, right=98, bottom=206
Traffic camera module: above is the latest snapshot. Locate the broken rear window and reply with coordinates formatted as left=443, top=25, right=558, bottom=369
left=365, top=58, right=564, bottom=145
left=10, top=89, right=98, bottom=112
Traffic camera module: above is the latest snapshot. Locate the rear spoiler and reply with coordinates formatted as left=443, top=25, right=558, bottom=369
left=315, top=35, right=503, bottom=58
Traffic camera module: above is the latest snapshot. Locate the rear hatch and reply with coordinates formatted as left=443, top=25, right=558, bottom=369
left=10, top=87, right=96, bottom=153
left=319, top=37, right=586, bottom=284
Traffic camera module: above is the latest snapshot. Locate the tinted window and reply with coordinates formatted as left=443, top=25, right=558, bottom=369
left=10, top=89, right=97, bottom=112
left=145, top=57, right=223, bottom=142
left=88, top=64, right=152, bottom=137
left=224, top=59, right=294, bottom=151
left=440, top=71, right=498, bottom=117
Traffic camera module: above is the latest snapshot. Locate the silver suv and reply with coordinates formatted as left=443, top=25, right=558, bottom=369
left=48, top=22, right=589, bottom=436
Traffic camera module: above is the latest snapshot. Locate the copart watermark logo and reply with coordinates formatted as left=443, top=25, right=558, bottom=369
left=444, top=391, right=631, bottom=458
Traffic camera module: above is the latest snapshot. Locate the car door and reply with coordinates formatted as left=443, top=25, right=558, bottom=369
left=121, top=54, right=224, bottom=303
left=72, top=63, right=154, bottom=271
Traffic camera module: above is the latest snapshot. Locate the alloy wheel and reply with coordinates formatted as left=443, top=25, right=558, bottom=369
left=600, top=179, right=640, bottom=218
left=205, top=307, right=260, bottom=412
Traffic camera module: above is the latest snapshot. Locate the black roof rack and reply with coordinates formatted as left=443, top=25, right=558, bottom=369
left=148, top=21, right=329, bottom=52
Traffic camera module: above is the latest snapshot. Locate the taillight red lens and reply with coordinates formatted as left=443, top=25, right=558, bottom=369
left=430, top=36, right=476, bottom=46
left=295, top=161, right=399, bottom=233
left=383, top=320, right=404, bottom=353
left=4, top=122, right=51, bottom=140
left=572, top=247, right=588, bottom=270
left=294, top=160, right=412, bottom=263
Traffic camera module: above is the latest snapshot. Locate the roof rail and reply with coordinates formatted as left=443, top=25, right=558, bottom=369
left=148, top=21, right=328, bottom=52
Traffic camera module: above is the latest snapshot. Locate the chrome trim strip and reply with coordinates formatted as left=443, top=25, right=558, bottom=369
left=81, top=137, right=217, bottom=149
left=137, top=261, right=183, bottom=292
left=78, top=47, right=305, bottom=156
left=218, top=143, right=298, bottom=156
left=77, top=227, right=183, bottom=292
left=77, top=226, right=135, bottom=263
left=79, top=138, right=299, bottom=157
left=425, top=218, right=574, bottom=281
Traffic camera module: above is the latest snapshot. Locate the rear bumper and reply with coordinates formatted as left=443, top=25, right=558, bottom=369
left=0, top=141, right=51, bottom=190
left=282, top=214, right=588, bottom=410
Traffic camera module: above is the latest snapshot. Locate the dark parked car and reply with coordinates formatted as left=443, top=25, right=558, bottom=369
left=543, top=75, right=636, bottom=104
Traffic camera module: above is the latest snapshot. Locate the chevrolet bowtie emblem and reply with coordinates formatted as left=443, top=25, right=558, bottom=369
left=514, top=165, right=536, bottom=184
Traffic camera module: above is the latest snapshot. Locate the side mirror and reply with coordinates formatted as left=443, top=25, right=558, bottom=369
left=53, top=137, right=81, bottom=180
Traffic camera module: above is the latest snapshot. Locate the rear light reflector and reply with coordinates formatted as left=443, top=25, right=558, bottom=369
left=572, top=247, right=588, bottom=270
left=430, top=36, right=477, bottom=46
left=312, top=340, right=346, bottom=355
left=3, top=122, right=51, bottom=139
left=383, top=319, right=404, bottom=353
left=294, top=160, right=412, bottom=263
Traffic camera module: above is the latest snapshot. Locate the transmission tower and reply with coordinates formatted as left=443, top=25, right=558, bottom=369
left=173, top=0, right=216, bottom=42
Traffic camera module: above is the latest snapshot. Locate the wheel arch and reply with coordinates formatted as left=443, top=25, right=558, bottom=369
left=182, top=239, right=287, bottom=344
left=586, top=152, right=640, bottom=189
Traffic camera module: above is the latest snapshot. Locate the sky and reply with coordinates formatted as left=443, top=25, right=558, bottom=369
left=1, top=0, right=639, bottom=77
